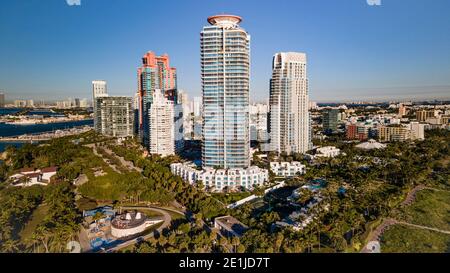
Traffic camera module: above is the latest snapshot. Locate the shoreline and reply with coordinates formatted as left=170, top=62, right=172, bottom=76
left=0, top=117, right=91, bottom=125
left=0, top=125, right=93, bottom=142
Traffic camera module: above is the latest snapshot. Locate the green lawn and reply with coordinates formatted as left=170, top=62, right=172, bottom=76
left=140, top=210, right=163, bottom=218
left=164, top=209, right=185, bottom=221
left=211, top=192, right=252, bottom=205
left=401, top=189, right=450, bottom=231
left=381, top=225, right=450, bottom=253
left=78, top=170, right=125, bottom=200
left=19, top=203, right=49, bottom=243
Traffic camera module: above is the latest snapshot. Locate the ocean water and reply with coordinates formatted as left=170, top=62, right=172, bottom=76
left=0, top=108, right=22, bottom=116
left=26, top=109, right=64, bottom=117
left=0, top=119, right=93, bottom=152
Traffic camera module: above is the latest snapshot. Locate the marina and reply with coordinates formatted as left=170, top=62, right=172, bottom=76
left=0, top=125, right=92, bottom=142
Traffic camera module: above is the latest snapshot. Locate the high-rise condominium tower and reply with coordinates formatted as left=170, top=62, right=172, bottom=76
left=137, top=52, right=181, bottom=152
left=95, top=96, right=134, bottom=138
left=201, top=15, right=250, bottom=169
left=149, top=90, right=175, bottom=156
left=138, top=51, right=183, bottom=151
left=92, top=80, right=108, bottom=131
left=269, top=52, right=311, bottom=154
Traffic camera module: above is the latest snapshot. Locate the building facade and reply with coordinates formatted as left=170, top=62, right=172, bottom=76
left=171, top=162, right=268, bottom=191
left=378, top=125, right=411, bottom=142
left=201, top=15, right=251, bottom=169
left=95, top=96, right=134, bottom=138
left=250, top=103, right=269, bottom=142
left=398, top=103, right=407, bottom=117
left=137, top=52, right=181, bottom=152
left=269, top=52, right=311, bottom=155
left=270, top=161, right=306, bottom=177
left=323, top=109, right=340, bottom=134
left=92, top=80, right=108, bottom=131
left=149, top=90, right=175, bottom=157
left=408, top=122, right=425, bottom=140
left=346, top=122, right=372, bottom=141
left=416, top=109, right=436, bottom=122
left=315, top=146, right=341, bottom=158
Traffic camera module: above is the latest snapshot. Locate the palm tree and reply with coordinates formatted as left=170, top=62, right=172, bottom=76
left=34, top=225, right=51, bottom=253
left=231, top=236, right=240, bottom=253
left=1, top=239, right=19, bottom=253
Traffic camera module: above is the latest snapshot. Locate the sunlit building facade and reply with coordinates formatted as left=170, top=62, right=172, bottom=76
left=137, top=52, right=183, bottom=153
left=149, top=90, right=175, bottom=156
left=95, top=96, right=134, bottom=138
left=201, top=14, right=250, bottom=169
left=269, top=52, right=311, bottom=154
left=92, top=80, right=108, bottom=132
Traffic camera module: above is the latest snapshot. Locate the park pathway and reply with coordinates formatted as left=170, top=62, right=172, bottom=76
left=361, top=218, right=397, bottom=253
left=85, top=144, right=122, bottom=173
left=102, top=146, right=143, bottom=173
left=396, top=220, right=450, bottom=235
left=361, top=184, right=447, bottom=253
left=401, top=185, right=427, bottom=206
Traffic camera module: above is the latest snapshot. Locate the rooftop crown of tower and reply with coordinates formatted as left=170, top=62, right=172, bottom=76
left=207, top=14, right=242, bottom=27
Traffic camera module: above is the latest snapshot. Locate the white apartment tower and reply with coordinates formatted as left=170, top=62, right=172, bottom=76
left=92, top=80, right=108, bottom=131
left=201, top=14, right=251, bottom=169
left=149, top=89, right=175, bottom=157
left=269, top=52, right=311, bottom=154
left=92, top=80, right=107, bottom=98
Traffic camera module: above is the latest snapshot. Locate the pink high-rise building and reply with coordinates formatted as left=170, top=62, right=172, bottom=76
left=137, top=51, right=179, bottom=151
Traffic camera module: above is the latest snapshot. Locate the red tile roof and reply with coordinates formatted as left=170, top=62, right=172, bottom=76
left=20, top=167, right=35, bottom=173
left=41, top=166, right=57, bottom=173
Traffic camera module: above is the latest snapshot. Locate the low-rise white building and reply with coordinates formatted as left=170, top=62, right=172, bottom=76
left=355, top=139, right=387, bottom=150
left=111, top=211, right=163, bottom=238
left=171, top=163, right=268, bottom=191
left=315, top=146, right=341, bottom=158
left=270, top=161, right=305, bottom=177
left=9, top=167, right=57, bottom=187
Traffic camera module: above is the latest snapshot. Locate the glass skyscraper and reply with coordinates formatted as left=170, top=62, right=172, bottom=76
left=323, top=108, right=340, bottom=134
left=201, top=15, right=250, bottom=169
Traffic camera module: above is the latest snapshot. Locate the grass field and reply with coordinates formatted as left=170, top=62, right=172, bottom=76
left=19, top=203, right=49, bottom=243
left=401, top=189, right=450, bottom=231
left=381, top=225, right=450, bottom=253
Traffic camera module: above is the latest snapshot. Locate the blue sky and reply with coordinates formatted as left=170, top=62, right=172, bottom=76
left=0, top=0, right=449, bottom=102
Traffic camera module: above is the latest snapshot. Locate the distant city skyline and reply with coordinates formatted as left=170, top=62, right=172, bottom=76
left=1, top=0, right=450, bottom=102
